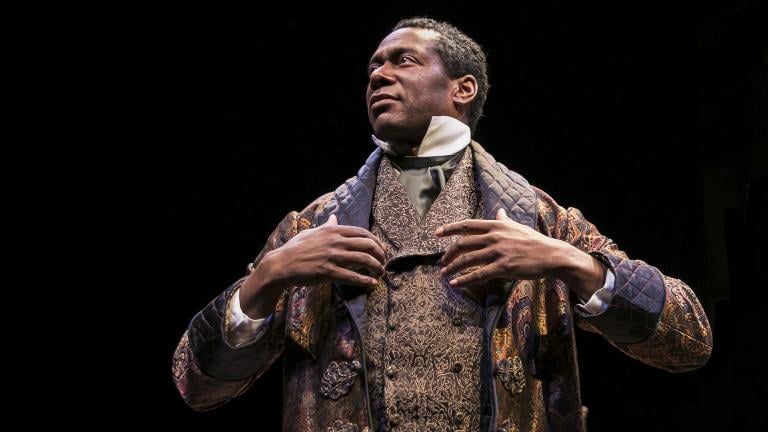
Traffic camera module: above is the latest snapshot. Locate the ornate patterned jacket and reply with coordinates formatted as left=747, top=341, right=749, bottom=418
left=172, top=141, right=712, bottom=431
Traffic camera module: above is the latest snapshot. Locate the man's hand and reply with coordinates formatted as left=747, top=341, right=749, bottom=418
left=240, top=214, right=386, bottom=319
left=436, top=208, right=606, bottom=303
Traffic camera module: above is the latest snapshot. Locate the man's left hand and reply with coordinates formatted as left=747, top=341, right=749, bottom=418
left=436, top=208, right=607, bottom=303
left=436, top=208, right=563, bottom=288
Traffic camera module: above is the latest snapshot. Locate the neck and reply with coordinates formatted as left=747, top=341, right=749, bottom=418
left=386, top=140, right=421, bottom=156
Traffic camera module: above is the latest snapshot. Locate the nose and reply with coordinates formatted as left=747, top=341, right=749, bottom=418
left=368, top=62, right=396, bottom=91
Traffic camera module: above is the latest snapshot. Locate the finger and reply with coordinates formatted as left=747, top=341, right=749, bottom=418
left=449, top=263, right=501, bottom=287
left=440, top=234, right=490, bottom=266
left=441, top=249, right=493, bottom=278
left=319, top=224, right=387, bottom=264
left=496, top=208, right=525, bottom=227
left=318, top=221, right=384, bottom=250
left=333, top=225, right=387, bottom=251
left=332, top=251, right=385, bottom=277
left=343, top=237, right=387, bottom=266
left=436, top=219, right=495, bottom=237
left=327, top=265, right=379, bottom=287
left=324, top=214, right=338, bottom=225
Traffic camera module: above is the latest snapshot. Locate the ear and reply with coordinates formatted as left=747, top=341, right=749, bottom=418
left=452, top=75, right=478, bottom=116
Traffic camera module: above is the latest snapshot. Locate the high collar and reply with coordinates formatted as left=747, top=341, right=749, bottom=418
left=371, top=116, right=471, bottom=157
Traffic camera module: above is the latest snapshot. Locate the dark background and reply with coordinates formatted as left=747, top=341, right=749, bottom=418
left=110, top=1, right=766, bottom=430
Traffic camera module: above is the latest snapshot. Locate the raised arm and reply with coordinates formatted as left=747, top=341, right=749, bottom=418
left=534, top=186, right=712, bottom=372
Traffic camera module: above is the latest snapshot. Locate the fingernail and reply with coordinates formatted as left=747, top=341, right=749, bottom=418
left=449, top=279, right=457, bottom=286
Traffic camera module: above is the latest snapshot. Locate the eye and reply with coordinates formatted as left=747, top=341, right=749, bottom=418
left=398, top=55, right=416, bottom=64
left=367, top=63, right=381, bottom=76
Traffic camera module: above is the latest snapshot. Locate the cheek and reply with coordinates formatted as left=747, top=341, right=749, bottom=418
left=417, top=79, right=452, bottom=110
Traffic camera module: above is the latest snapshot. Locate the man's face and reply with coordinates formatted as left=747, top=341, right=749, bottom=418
left=366, top=28, right=456, bottom=144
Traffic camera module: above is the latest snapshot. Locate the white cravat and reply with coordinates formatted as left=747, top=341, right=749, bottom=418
left=371, top=115, right=471, bottom=156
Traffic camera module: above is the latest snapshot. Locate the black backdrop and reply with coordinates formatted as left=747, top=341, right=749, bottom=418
left=110, top=1, right=767, bottom=430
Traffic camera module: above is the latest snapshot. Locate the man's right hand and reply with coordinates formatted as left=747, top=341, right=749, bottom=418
left=239, top=214, right=386, bottom=319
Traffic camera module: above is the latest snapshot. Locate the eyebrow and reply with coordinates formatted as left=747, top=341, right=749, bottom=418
left=367, top=46, right=419, bottom=69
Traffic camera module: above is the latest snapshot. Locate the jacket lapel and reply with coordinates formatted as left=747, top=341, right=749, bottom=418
left=314, top=147, right=383, bottom=229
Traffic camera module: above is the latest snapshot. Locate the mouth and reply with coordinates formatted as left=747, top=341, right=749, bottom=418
left=369, top=93, right=397, bottom=109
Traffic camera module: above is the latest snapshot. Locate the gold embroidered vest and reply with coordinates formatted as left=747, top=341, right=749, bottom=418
left=365, top=146, right=486, bottom=431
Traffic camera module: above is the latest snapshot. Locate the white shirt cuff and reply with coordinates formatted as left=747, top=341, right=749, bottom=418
left=574, top=268, right=616, bottom=316
left=224, top=286, right=272, bottom=349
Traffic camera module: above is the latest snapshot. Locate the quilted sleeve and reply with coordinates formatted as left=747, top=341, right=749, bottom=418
left=534, top=186, right=712, bottom=372
left=172, top=192, right=334, bottom=410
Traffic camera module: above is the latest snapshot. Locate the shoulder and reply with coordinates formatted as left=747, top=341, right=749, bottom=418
left=470, top=140, right=539, bottom=218
left=470, top=140, right=535, bottom=192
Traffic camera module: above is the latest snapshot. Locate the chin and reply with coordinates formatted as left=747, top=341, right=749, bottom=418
left=372, top=119, right=400, bottom=141
left=372, top=115, right=417, bottom=143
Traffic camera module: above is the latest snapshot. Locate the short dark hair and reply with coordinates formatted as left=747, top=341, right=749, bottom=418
left=393, top=17, right=489, bottom=133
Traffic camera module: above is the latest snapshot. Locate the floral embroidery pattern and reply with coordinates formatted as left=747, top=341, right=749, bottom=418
left=498, top=356, right=526, bottom=395
left=327, top=419, right=359, bottom=432
left=320, top=360, right=361, bottom=400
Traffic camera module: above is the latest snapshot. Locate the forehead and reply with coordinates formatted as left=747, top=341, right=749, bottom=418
left=370, top=27, right=441, bottom=59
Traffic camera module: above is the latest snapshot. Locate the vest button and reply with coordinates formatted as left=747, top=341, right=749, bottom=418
left=388, top=321, right=397, bottom=331
left=455, top=410, right=465, bottom=423
left=452, top=362, right=463, bottom=373
left=385, top=365, right=397, bottom=379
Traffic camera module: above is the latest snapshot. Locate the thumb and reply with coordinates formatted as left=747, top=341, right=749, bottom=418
left=496, top=208, right=509, bottom=220
left=324, top=214, right=338, bottom=225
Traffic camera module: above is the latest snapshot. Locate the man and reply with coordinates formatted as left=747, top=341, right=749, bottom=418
left=172, top=17, right=712, bottom=432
